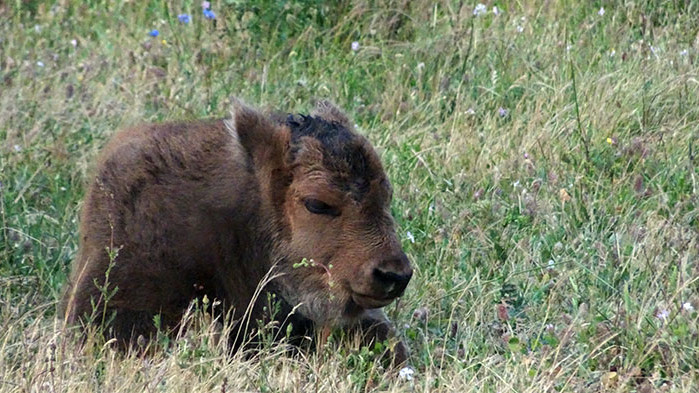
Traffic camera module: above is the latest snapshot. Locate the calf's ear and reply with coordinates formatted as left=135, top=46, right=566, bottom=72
left=311, top=100, right=353, bottom=130
left=226, top=97, right=290, bottom=162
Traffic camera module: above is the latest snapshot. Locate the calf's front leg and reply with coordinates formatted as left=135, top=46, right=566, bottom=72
left=350, top=308, right=409, bottom=367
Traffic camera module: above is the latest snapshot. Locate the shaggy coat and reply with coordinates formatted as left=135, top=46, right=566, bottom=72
left=62, top=100, right=413, bottom=364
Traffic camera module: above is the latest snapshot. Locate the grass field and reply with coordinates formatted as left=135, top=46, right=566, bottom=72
left=1, top=0, right=698, bottom=391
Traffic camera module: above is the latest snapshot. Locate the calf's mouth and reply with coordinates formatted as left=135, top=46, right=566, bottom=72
left=351, top=292, right=396, bottom=309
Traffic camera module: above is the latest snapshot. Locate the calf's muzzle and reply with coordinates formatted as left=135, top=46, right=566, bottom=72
left=372, top=252, right=413, bottom=298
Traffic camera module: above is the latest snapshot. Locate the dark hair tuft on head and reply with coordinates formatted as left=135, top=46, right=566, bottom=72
left=285, top=114, right=378, bottom=200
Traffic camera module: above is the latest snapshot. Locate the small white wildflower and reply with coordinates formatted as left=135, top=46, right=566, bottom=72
left=498, top=107, right=508, bottom=117
left=417, top=62, right=425, bottom=71
left=406, top=231, right=415, bottom=244
left=398, top=366, right=415, bottom=381
left=60, top=186, right=67, bottom=191
left=680, top=49, right=688, bottom=56
left=492, top=6, right=500, bottom=16
left=473, top=4, right=487, bottom=16
left=351, top=41, right=360, bottom=51
left=656, top=309, right=670, bottom=321
left=609, top=49, right=616, bottom=57
left=598, top=7, right=605, bottom=16
left=682, top=302, right=694, bottom=312
left=512, top=180, right=520, bottom=188
left=547, top=259, right=555, bottom=270
left=649, top=44, right=659, bottom=59
left=34, top=24, right=41, bottom=33
left=545, top=323, right=554, bottom=331
left=36, top=61, right=45, bottom=67
left=465, top=107, right=475, bottom=115
left=71, top=39, right=77, bottom=47
left=13, top=144, right=22, bottom=152
left=566, top=44, right=572, bottom=53
left=516, top=25, right=524, bottom=33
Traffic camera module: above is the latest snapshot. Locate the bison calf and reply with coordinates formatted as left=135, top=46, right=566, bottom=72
left=62, top=99, right=413, bottom=363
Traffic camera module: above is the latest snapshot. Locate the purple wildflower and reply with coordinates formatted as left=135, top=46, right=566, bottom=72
left=201, top=1, right=211, bottom=9
left=149, top=29, right=159, bottom=37
left=178, top=14, right=191, bottom=24
left=203, top=9, right=216, bottom=19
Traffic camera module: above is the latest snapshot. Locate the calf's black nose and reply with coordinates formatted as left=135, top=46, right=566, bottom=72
left=373, top=262, right=413, bottom=298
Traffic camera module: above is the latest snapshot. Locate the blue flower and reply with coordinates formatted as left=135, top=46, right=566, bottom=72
left=178, top=14, right=191, bottom=24
left=203, top=9, right=216, bottom=19
left=149, top=29, right=159, bottom=37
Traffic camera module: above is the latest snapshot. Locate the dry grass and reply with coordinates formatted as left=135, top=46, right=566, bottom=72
left=1, top=0, right=698, bottom=391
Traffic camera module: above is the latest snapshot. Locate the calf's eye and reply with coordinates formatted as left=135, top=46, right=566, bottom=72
left=304, top=198, right=340, bottom=217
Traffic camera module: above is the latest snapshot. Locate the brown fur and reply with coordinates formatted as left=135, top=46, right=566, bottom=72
left=61, top=99, right=413, bottom=364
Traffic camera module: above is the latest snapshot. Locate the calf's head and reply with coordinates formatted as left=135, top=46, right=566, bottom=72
left=228, top=100, right=412, bottom=323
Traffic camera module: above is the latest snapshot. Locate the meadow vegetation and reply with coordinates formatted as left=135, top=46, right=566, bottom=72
left=1, top=0, right=698, bottom=391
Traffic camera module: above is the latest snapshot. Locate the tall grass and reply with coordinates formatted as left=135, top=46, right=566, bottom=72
left=1, top=1, right=698, bottom=391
